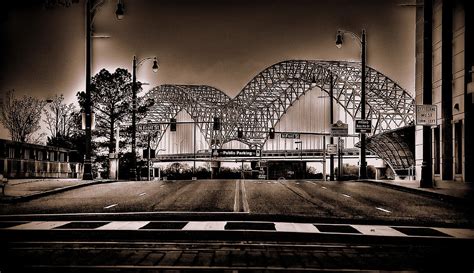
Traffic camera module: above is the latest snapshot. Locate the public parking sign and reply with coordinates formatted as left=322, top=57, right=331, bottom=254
left=355, top=119, right=372, bottom=133
left=212, top=149, right=260, bottom=157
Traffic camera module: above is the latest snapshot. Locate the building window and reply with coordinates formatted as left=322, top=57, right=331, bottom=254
left=434, top=126, right=440, bottom=174
left=8, top=147, right=15, bottom=158
left=454, top=121, right=463, bottom=174
left=37, top=150, right=43, bottom=161
left=24, top=149, right=30, bottom=160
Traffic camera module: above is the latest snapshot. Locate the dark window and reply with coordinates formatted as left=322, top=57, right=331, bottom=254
left=434, top=126, right=440, bottom=174
left=454, top=121, right=463, bottom=174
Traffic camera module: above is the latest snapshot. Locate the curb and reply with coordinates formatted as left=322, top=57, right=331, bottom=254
left=0, top=180, right=117, bottom=203
left=357, top=179, right=472, bottom=204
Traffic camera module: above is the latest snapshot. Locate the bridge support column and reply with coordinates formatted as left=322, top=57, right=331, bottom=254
left=210, top=161, right=220, bottom=179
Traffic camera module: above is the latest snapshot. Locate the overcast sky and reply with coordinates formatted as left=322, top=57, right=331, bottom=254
left=0, top=0, right=415, bottom=140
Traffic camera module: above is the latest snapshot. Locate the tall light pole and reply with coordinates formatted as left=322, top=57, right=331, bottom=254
left=336, top=29, right=367, bottom=179
left=130, top=56, right=159, bottom=181
left=83, top=0, right=93, bottom=180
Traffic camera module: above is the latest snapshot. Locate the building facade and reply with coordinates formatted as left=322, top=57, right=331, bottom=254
left=415, top=0, right=473, bottom=183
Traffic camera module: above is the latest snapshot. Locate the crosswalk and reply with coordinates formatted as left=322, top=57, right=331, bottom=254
left=2, top=220, right=474, bottom=239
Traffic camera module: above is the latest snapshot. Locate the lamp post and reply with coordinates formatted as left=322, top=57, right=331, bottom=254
left=336, top=29, right=367, bottom=179
left=130, top=56, right=159, bottom=181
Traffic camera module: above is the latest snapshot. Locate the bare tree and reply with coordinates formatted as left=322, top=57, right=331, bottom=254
left=0, top=90, right=45, bottom=143
left=43, top=94, right=76, bottom=139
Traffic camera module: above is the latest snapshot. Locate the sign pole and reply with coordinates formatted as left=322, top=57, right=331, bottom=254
left=323, top=136, right=326, bottom=181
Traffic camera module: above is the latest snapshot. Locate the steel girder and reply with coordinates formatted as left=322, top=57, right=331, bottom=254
left=143, top=60, right=415, bottom=148
left=358, top=125, right=416, bottom=176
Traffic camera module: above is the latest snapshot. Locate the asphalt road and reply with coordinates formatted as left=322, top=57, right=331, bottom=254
left=0, top=179, right=472, bottom=226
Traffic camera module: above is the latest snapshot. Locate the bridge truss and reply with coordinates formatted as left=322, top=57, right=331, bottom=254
left=143, top=60, right=415, bottom=175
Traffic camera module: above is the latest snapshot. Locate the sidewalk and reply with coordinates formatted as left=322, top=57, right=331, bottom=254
left=0, top=178, right=114, bottom=202
left=361, top=179, right=474, bottom=204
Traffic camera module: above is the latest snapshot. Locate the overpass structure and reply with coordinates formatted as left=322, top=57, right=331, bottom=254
left=142, top=60, right=415, bottom=176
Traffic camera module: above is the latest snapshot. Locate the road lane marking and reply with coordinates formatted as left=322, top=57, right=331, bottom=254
left=321, top=186, right=327, bottom=189
left=341, top=194, right=351, bottom=198
left=183, top=221, right=226, bottom=231
left=233, top=180, right=240, bottom=212
left=139, top=192, right=147, bottom=196
left=97, top=221, right=150, bottom=230
left=160, top=185, right=165, bottom=187
left=241, top=180, right=250, bottom=213
left=375, top=207, right=391, bottom=213
left=104, top=204, right=118, bottom=209
left=6, top=221, right=70, bottom=230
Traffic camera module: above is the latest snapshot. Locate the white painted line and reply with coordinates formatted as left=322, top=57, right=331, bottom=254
left=341, top=194, right=351, bottom=198
left=233, top=180, right=240, bottom=212
left=275, top=222, right=319, bottom=233
left=321, top=186, right=327, bottom=189
left=434, top=228, right=474, bottom=239
left=241, top=180, right=250, bottom=213
left=351, top=225, right=406, bottom=237
left=375, top=207, right=391, bottom=213
left=160, top=185, right=165, bottom=187
left=104, top=204, right=118, bottom=209
left=296, top=182, right=300, bottom=185
left=97, top=221, right=150, bottom=230
left=6, top=221, right=70, bottom=230
left=183, top=221, right=226, bottom=231
left=139, top=192, right=147, bottom=196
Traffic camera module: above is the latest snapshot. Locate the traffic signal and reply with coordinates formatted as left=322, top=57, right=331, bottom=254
left=237, top=127, right=243, bottom=138
left=213, top=117, right=220, bottom=130
left=170, top=118, right=176, bottom=131
left=269, top=128, right=275, bottom=139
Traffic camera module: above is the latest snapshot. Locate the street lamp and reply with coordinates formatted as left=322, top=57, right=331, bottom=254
left=130, top=55, right=159, bottom=181
left=115, top=0, right=124, bottom=20
left=335, top=29, right=367, bottom=179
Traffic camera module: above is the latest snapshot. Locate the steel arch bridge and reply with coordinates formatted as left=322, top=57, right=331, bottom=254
left=143, top=60, right=416, bottom=174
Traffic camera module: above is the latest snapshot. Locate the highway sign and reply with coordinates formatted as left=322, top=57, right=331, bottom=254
left=327, top=144, right=337, bottom=155
left=416, top=104, right=437, bottom=126
left=281, top=133, right=301, bottom=139
left=212, top=149, right=260, bottom=157
left=330, top=120, right=348, bottom=137
left=355, top=119, right=372, bottom=133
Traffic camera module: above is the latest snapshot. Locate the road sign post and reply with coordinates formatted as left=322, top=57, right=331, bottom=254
left=416, top=104, right=437, bottom=126
left=355, top=119, right=372, bottom=133
left=331, top=120, right=348, bottom=137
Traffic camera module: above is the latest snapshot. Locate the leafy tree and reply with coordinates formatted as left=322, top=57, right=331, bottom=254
left=77, top=68, right=154, bottom=152
left=0, top=90, right=45, bottom=143
left=77, top=68, right=154, bottom=176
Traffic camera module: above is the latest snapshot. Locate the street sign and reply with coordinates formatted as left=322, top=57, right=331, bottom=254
left=137, top=123, right=161, bottom=131
left=281, top=132, right=301, bottom=139
left=416, top=104, right=437, bottom=126
left=330, top=120, right=348, bottom=137
left=212, top=149, right=260, bottom=157
left=327, top=144, right=337, bottom=155
left=355, top=119, right=372, bottom=133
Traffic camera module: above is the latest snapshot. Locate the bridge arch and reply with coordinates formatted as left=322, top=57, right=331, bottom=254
left=143, top=60, right=415, bottom=175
